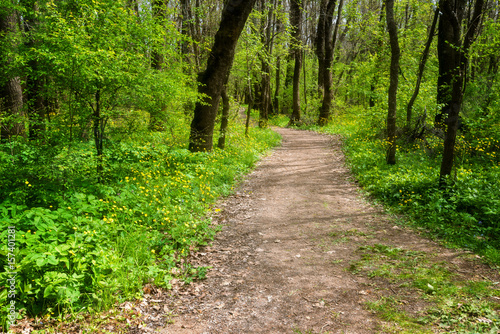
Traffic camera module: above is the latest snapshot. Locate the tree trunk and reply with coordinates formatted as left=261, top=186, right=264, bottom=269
left=259, top=0, right=274, bottom=128
left=318, top=0, right=342, bottom=126
left=289, top=0, right=302, bottom=126
left=245, top=77, right=254, bottom=137
left=273, top=55, right=281, bottom=112
left=303, top=49, right=307, bottom=111
left=0, top=5, right=24, bottom=140
left=438, top=0, right=484, bottom=183
left=152, top=0, right=166, bottom=70
left=180, top=0, right=191, bottom=59
left=22, top=1, right=47, bottom=141
left=93, top=89, right=104, bottom=183
left=272, top=0, right=282, bottom=113
left=369, top=2, right=386, bottom=109
left=436, top=0, right=465, bottom=111
left=189, top=0, right=257, bottom=152
left=386, top=0, right=400, bottom=165
left=315, top=0, right=328, bottom=96
left=259, top=62, right=271, bottom=127
left=217, top=85, right=230, bottom=149
left=150, top=0, right=167, bottom=131
left=406, top=7, right=438, bottom=127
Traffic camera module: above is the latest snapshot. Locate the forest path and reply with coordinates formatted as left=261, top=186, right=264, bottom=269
left=157, top=127, right=487, bottom=334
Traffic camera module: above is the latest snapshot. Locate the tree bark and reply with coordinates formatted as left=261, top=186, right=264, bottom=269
left=315, top=0, right=328, bottom=96
left=22, top=1, right=47, bottom=140
left=245, top=80, right=254, bottom=137
left=150, top=0, right=167, bottom=131
left=258, top=0, right=274, bottom=128
left=386, top=0, right=400, bottom=165
left=436, top=0, right=465, bottom=111
left=273, top=55, right=281, bottom=112
left=189, top=0, right=257, bottom=152
left=289, top=0, right=302, bottom=126
left=438, top=0, right=484, bottom=182
left=272, top=0, right=283, bottom=113
left=369, top=2, right=386, bottom=109
left=180, top=0, right=191, bottom=59
left=0, top=5, right=24, bottom=140
left=92, top=89, right=105, bottom=183
left=318, top=0, right=342, bottom=126
left=152, top=0, right=166, bottom=71
left=406, top=7, right=438, bottom=127
left=217, top=85, right=230, bottom=149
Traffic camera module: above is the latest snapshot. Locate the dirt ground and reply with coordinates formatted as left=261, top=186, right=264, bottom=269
left=143, top=127, right=497, bottom=334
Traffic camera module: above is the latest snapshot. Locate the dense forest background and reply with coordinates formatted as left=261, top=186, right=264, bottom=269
left=1, top=0, right=499, bottom=330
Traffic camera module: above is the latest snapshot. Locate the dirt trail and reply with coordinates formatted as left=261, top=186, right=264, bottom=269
left=157, top=127, right=493, bottom=334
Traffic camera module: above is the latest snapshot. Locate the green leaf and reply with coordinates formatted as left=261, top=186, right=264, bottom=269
left=43, top=285, right=55, bottom=298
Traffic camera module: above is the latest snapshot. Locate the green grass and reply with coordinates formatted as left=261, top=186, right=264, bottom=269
left=349, top=243, right=500, bottom=333
left=0, top=111, right=281, bottom=331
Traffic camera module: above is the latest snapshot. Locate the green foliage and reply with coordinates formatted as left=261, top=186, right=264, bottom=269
left=0, top=116, right=280, bottom=329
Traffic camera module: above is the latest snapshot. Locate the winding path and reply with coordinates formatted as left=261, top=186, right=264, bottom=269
left=158, top=127, right=477, bottom=333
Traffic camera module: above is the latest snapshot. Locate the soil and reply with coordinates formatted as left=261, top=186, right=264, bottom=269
left=152, top=127, right=498, bottom=334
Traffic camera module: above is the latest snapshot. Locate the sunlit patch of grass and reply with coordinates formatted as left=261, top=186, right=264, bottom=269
left=365, top=296, right=431, bottom=333
left=348, top=243, right=500, bottom=333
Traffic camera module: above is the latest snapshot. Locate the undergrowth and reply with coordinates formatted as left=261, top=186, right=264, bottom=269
left=0, top=111, right=281, bottom=331
left=350, top=243, right=500, bottom=333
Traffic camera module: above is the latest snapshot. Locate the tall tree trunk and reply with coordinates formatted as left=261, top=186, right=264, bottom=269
left=273, top=56, right=281, bottom=112
left=150, top=0, right=167, bottom=131
left=438, top=0, right=484, bottom=182
left=259, top=62, right=271, bottom=127
left=217, top=85, right=230, bottom=149
left=0, top=5, right=24, bottom=140
left=289, top=0, right=302, bottom=126
left=245, top=76, right=254, bottom=137
left=192, top=0, right=202, bottom=71
left=318, top=0, right=343, bottom=126
left=369, top=1, right=386, bottom=109
left=259, top=0, right=274, bottom=128
left=386, top=0, right=400, bottom=165
left=22, top=1, right=47, bottom=140
left=152, top=0, right=166, bottom=70
left=303, top=49, right=307, bottom=111
left=436, top=0, right=465, bottom=111
left=180, top=0, right=191, bottom=59
left=315, top=0, right=328, bottom=96
left=93, top=89, right=104, bottom=183
left=189, top=0, right=257, bottom=152
left=272, top=0, right=283, bottom=113
left=406, top=7, right=438, bottom=127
